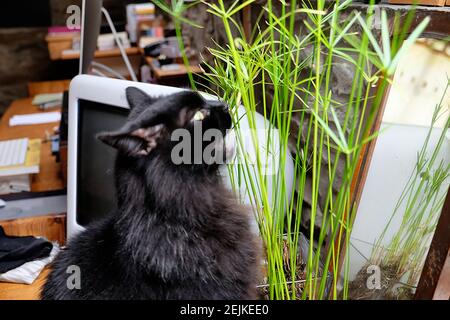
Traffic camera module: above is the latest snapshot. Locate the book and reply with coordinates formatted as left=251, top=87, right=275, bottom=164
left=126, top=3, right=156, bottom=43
left=97, top=32, right=130, bottom=51
left=0, top=139, right=41, bottom=194
left=133, top=3, right=155, bottom=15
left=0, top=139, right=41, bottom=177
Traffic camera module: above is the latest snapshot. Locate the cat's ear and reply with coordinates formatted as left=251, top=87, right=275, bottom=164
left=126, top=87, right=157, bottom=110
left=97, top=123, right=165, bottom=156
left=97, top=91, right=207, bottom=157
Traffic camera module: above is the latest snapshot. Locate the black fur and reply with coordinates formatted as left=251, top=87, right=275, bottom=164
left=41, top=88, right=259, bottom=300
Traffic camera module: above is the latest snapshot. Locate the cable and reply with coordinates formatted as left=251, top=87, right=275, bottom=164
left=101, top=7, right=138, bottom=82
left=92, top=61, right=126, bottom=80
left=91, top=68, right=108, bottom=78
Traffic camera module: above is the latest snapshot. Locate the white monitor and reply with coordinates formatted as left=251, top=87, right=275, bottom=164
left=67, top=75, right=294, bottom=239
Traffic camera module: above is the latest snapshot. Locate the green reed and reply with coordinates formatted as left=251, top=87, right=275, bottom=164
left=154, top=0, right=429, bottom=299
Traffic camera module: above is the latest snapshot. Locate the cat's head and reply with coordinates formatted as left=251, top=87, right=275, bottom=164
left=97, top=87, right=234, bottom=172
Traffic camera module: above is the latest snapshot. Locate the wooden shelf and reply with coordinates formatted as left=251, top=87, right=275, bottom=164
left=388, top=0, right=447, bottom=5
left=145, top=56, right=204, bottom=80
left=61, top=47, right=140, bottom=60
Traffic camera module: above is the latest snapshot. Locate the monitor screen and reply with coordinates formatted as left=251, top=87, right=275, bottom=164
left=77, top=99, right=129, bottom=226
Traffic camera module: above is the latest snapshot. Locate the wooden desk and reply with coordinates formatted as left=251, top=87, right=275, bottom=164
left=0, top=268, right=49, bottom=300
left=0, top=81, right=68, bottom=300
left=145, top=56, right=204, bottom=81
left=0, top=214, right=66, bottom=300
left=45, top=33, right=140, bottom=61
left=0, top=98, right=64, bottom=192
left=45, top=33, right=79, bottom=60
left=61, top=47, right=140, bottom=60
left=28, top=80, right=71, bottom=98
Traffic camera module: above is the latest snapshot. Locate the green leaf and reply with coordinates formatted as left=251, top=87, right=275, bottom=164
left=381, top=10, right=391, bottom=66
left=388, top=17, right=430, bottom=75
left=355, top=15, right=384, bottom=64
left=228, top=0, right=256, bottom=17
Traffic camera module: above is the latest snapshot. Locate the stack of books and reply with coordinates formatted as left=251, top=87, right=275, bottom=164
left=0, top=139, right=41, bottom=194
left=126, top=3, right=157, bottom=44
left=97, top=32, right=131, bottom=51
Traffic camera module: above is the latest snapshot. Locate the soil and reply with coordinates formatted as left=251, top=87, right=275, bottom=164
left=258, top=237, right=328, bottom=299
left=347, top=263, right=414, bottom=300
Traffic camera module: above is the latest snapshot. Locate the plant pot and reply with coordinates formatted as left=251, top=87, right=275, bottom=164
left=257, top=232, right=332, bottom=300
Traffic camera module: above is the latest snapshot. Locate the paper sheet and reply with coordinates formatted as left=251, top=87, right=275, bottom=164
left=9, top=112, right=61, bottom=126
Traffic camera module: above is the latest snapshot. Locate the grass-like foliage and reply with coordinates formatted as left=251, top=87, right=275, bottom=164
left=370, top=81, right=450, bottom=295
left=154, top=0, right=430, bottom=299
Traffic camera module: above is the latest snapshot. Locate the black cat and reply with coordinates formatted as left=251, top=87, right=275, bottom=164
left=41, top=87, right=259, bottom=300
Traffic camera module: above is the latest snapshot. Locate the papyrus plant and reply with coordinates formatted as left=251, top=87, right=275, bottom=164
left=370, top=81, right=450, bottom=295
left=154, top=0, right=429, bottom=299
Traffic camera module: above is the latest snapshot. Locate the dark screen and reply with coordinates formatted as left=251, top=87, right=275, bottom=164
left=77, top=99, right=129, bottom=226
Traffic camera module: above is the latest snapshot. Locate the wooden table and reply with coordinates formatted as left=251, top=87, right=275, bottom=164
left=0, top=80, right=69, bottom=300
left=145, top=56, right=204, bottom=84
left=45, top=33, right=140, bottom=61
left=0, top=98, right=65, bottom=192
left=0, top=269, right=50, bottom=300
left=0, top=214, right=66, bottom=300
left=61, top=47, right=140, bottom=60
left=0, top=213, right=66, bottom=300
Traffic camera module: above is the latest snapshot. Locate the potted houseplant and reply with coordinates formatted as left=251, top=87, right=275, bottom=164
left=154, top=0, right=430, bottom=299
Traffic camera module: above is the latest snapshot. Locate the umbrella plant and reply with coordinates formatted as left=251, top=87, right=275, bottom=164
left=154, top=0, right=430, bottom=299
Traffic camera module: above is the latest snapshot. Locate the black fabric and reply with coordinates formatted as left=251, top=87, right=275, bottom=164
left=0, top=226, right=52, bottom=273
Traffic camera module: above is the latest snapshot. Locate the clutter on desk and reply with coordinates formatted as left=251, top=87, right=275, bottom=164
left=126, top=3, right=156, bottom=44
left=161, top=64, right=181, bottom=71
left=0, top=226, right=59, bottom=285
left=139, top=36, right=165, bottom=52
left=97, top=32, right=131, bottom=51
left=45, top=27, right=81, bottom=60
left=32, top=93, right=63, bottom=110
left=47, top=134, right=61, bottom=160
left=143, top=36, right=183, bottom=59
left=140, top=25, right=164, bottom=39
left=0, top=139, right=41, bottom=194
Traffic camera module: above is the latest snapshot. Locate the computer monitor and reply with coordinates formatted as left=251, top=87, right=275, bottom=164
left=68, top=75, right=293, bottom=239
left=79, top=0, right=137, bottom=81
